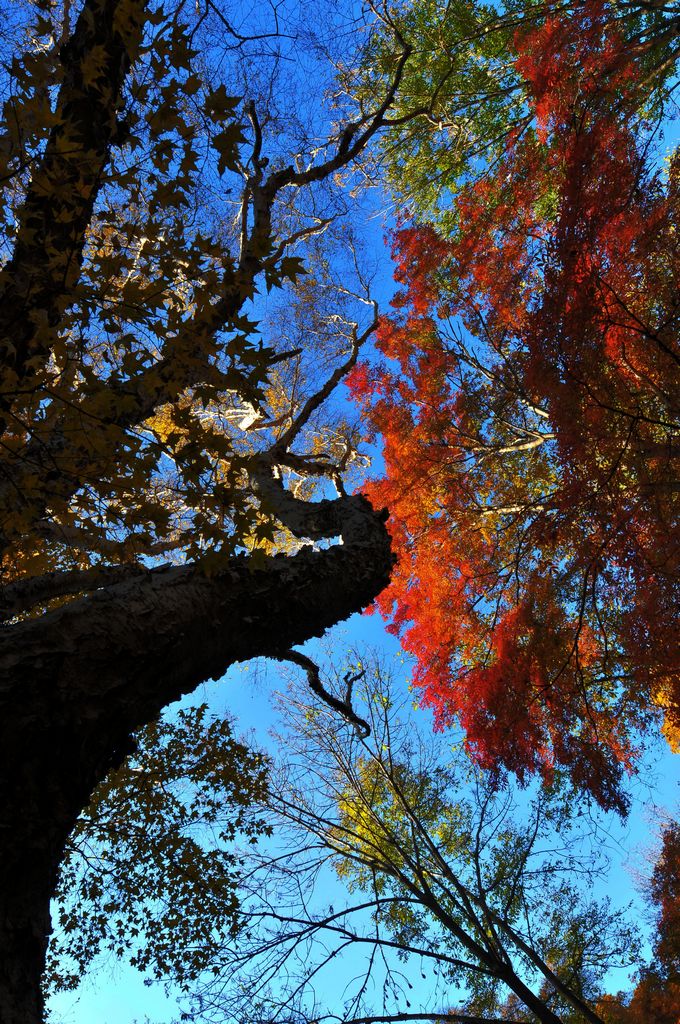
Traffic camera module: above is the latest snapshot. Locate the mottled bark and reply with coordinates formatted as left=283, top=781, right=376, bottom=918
left=0, top=492, right=393, bottom=1023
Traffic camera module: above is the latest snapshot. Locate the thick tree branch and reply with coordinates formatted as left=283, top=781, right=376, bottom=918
left=0, top=486, right=393, bottom=1022
left=0, top=563, right=149, bottom=621
left=0, top=491, right=393, bottom=711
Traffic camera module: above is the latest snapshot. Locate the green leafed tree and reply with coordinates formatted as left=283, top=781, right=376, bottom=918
left=138, top=655, right=648, bottom=1024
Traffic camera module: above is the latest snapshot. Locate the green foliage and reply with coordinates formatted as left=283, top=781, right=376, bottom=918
left=46, top=706, right=271, bottom=991
left=184, top=661, right=646, bottom=1024
left=331, top=736, right=638, bottom=1017
left=357, top=0, right=524, bottom=225
left=360, top=0, right=680, bottom=225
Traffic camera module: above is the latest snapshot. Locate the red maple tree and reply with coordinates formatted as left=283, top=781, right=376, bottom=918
left=350, top=0, right=680, bottom=812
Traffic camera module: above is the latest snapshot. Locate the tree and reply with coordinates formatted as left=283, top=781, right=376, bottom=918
left=47, top=705, right=271, bottom=992
left=349, top=0, right=680, bottom=813
left=139, top=655, right=643, bottom=1024
left=0, top=0, right=419, bottom=1017
left=358, top=0, right=680, bottom=224
left=2, top=1, right=677, bottom=1016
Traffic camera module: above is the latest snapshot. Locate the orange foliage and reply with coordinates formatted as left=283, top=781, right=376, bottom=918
left=597, top=979, right=680, bottom=1024
left=652, top=822, right=680, bottom=975
left=349, top=0, right=680, bottom=812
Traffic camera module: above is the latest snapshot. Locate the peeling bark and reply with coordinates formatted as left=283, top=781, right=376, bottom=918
left=0, top=491, right=393, bottom=1023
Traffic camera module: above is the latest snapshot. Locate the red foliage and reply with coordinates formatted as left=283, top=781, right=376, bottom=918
left=652, top=822, right=680, bottom=975
left=352, top=0, right=680, bottom=812
left=597, top=821, right=680, bottom=1022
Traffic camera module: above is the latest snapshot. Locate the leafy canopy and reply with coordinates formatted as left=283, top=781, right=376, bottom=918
left=350, top=0, right=680, bottom=813
left=360, top=0, right=680, bottom=225
left=0, top=0, right=401, bottom=603
left=163, top=656, right=646, bottom=1024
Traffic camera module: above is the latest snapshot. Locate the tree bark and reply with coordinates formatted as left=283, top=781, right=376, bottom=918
left=0, top=493, right=393, bottom=1023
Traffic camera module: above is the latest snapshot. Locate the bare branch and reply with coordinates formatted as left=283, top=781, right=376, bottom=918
left=330, top=1014, right=527, bottom=1024
left=281, top=649, right=370, bottom=738
left=274, top=304, right=378, bottom=453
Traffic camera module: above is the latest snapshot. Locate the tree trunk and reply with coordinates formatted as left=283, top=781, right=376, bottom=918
left=0, top=850, right=58, bottom=1024
left=0, top=494, right=393, bottom=1021
left=0, top=739, right=118, bottom=1024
